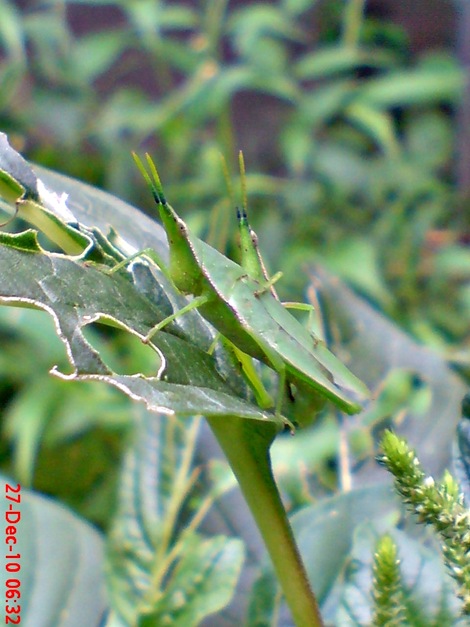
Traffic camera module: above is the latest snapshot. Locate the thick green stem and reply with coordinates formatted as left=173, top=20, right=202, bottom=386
left=208, top=417, right=324, bottom=627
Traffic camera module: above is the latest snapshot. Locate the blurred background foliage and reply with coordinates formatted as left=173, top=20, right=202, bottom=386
left=0, top=0, right=469, bottom=529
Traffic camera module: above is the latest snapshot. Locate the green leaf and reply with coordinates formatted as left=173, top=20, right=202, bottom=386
left=0, top=304, right=131, bottom=500
left=247, top=568, right=280, bottom=626
left=360, top=369, right=431, bottom=430
left=406, top=112, right=453, bottom=170
left=281, top=0, right=316, bottom=16
left=320, top=236, right=393, bottom=309
left=0, top=474, right=106, bottom=626
left=71, top=30, right=128, bottom=83
left=270, top=419, right=340, bottom=507
left=248, top=485, right=399, bottom=620
left=295, top=45, right=396, bottom=80
left=434, top=245, right=470, bottom=280
left=205, top=65, right=299, bottom=115
left=23, top=10, right=74, bottom=85
left=0, top=133, right=95, bottom=254
left=3, top=377, right=63, bottom=485
left=138, top=536, right=244, bottom=627
left=124, top=0, right=197, bottom=37
left=0, top=132, right=38, bottom=201
left=0, top=229, right=42, bottom=252
left=297, top=80, right=355, bottom=127
left=229, top=4, right=302, bottom=58
left=0, top=243, right=276, bottom=423
left=106, top=409, right=244, bottom=626
left=355, top=64, right=463, bottom=109
left=0, top=59, right=24, bottom=112
left=34, top=164, right=169, bottom=257
left=311, top=265, right=467, bottom=479
left=344, top=101, right=400, bottom=156
left=292, top=485, right=398, bottom=605
left=0, top=0, right=26, bottom=62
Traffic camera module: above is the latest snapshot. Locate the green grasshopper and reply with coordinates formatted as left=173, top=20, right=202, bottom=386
left=132, top=153, right=368, bottom=424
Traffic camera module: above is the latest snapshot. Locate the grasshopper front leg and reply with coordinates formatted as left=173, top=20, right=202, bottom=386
left=144, top=294, right=210, bottom=342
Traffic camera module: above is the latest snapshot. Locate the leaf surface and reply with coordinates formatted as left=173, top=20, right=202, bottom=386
left=106, top=410, right=244, bottom=627
left=0, top=475, right=106, bottom=627
left=0, top=243, right=276, bottom=423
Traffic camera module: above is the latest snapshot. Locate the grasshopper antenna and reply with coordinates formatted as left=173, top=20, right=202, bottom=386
left=132, top=152, right=167, bottom=206
left=237, top=150, right=281, bottom=300
left=145, top=153, right=167, bottom=205
left=210, top=153, right=235, bottom=251
left=238, top=150, right=248, bottom=215
left=219, top=153, right=235, bottom=208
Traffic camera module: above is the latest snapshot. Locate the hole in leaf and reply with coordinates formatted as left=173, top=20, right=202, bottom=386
left=82, top=320, right=162, bottom=377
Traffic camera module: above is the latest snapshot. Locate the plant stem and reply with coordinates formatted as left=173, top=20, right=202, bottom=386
left=342, top=0, right=366, bottom=49
left=208, top=416, right=324, bottom=627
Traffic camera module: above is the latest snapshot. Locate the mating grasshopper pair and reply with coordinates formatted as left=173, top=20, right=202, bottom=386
left=130, top=153, right=368, bottom=428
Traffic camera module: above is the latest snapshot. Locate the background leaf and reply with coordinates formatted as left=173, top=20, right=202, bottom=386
left=248, top=484, right=399, bottom=625
left=310, top=265, right=467, bottom=479
left=0, top=474, right=106, bottom=626
left=106, top=410, right=244, bottom=627
left=335, top=525, right=460, bottom=626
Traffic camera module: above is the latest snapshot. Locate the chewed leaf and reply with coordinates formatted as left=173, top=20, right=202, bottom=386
left=0, top=229, right=42, bottom=252
left=0, top=132, right=38, bottom=200
left=35, top=163, right=169, bottom=257
left=0, top=243, right=280, bottom=424
left=0, top=133, right=91, bottom=254
left=57, top=373, right=276, bottom=421
left=36, top=177, right=78, bottom=224
left=0, top=133, right=78, bottom=223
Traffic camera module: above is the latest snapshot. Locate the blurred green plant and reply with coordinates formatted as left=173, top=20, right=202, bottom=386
left=0, top=122, right=468, bottom=626
left=0, top=307, right=134, bottom=525
left=0, top=0, right=469, bottom=624
left=0, top=0, right=467, bottom=352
